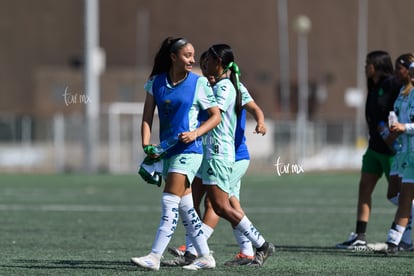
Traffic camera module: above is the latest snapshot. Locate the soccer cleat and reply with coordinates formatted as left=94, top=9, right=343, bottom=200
left=367, top=242, right=388, bottom=252
left=336, top=232, right=367, bottom=250
left=371, top=242, right=398, bottom=255
left=178, top=244, right=187, bottom=252
left=182, top=254, right=216, bottom=270
left=167, top=245, right=186, bottom=257
left=161, top=251, right=196, bottom=267
left=399, top=241, right=414, bottom=251
left=249, top=242, right=275, bottom=267
left=224, top=252, right=254, bottom=266
left=384, top=242, right=398, bottom=255
left=131, top=253, right=160, bottom=271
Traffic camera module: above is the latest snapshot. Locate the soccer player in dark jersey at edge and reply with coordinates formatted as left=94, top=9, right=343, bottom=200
left=337, top=50, right=401, bottom=249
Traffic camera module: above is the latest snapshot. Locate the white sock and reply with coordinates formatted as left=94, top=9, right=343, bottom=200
left=233, top=228, right=254, bottom=256
left=235, top=216, right=266, bottom=249
left=179, top=193, right=210, bottom=256
left=203, top=223, right=214, bottom=240
left=401, top=201, right=414, bottom=244
left=387, top=224, right=405, bottom=246
left=185, top=233, right=197, bottom=256
left=184, top=222, right=214, bottom=256
left=151, top=193, right=181, bottom=255
left=388, top=194, right=399, bottom=206
left=182, top=194, right=197, bottom=256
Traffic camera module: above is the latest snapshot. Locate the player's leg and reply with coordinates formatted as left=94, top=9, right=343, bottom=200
left=337, top=149, right=383, bottom=249
left=224, top=159, right=255, bottom=266
left=385, top=182, right=414, bottom=254
left=204, top=158, right=274, bottom=267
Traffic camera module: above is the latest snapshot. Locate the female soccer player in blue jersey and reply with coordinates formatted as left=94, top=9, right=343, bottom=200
left=130, top=37, right=221, bottom=271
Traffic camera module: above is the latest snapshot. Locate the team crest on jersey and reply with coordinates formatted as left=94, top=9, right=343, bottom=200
left=207, top=94, right=216, bottom=104
left=216, top=95, right=226, bottom=104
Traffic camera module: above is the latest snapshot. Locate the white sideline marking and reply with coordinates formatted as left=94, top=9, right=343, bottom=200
left=0, top=204, right=395, bottom=214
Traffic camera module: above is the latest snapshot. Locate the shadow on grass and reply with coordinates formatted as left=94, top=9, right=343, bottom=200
left=2, top=259, right=140, bottom=272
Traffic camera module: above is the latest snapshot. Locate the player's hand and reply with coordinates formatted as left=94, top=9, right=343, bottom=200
left=390, top=122, right=406, bottom=134
left=179, top=130, right=198, bottom=144
left=143, top=144, right=161, bottom=159
left=254, top=123, right=267, bottom=136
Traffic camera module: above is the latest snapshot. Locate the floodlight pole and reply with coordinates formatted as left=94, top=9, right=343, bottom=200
left=356, top=0, right=368, bottom=145
left=278, top=0, right=290, bottom=117
left=294, top=15, right=311, bottom=162
left=84, top=0, right=101, bottom=173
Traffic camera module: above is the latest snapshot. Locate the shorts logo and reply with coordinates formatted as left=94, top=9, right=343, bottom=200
left=207, top=168, right=214, bottom=176
left=179, top=157, right=187, bottom=164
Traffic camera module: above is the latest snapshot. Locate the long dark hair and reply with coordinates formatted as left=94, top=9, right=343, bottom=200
left=366, top=50, right=394, bottom=90
left=208, top=44, right=242, bottom=116
left=149, top=37, right=189, bottom=77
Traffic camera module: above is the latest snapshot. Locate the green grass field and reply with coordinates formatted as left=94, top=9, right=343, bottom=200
left=0, top=172, right=412, bottom=275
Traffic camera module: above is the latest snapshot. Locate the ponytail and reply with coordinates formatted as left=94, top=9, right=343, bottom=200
left=150, top=37, right=189, bottom=77
left=225, top=62, right=243, bottom=117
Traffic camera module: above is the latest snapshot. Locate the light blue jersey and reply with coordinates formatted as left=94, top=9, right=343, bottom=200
left=399, top=88, right=414, bottom=183
left=393, top=87, right=413, bottom=154
left=403, top=88, right=414, bottom=152
left=390, top=87, right=413, bottom=176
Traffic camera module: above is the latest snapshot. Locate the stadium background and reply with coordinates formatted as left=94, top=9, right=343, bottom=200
left=0, top=0, right=412, bottom=173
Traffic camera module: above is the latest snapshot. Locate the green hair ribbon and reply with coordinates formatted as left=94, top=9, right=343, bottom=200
left=225, top=61, right=241, bottom=89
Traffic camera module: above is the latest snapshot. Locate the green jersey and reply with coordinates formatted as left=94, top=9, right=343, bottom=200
left=203, top=78, right=237, bottom=161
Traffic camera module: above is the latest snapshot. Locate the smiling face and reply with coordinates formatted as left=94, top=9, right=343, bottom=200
left=171, top=43, right=195, bottom=74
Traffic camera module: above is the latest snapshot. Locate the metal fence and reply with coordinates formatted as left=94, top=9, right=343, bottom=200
left=0, top=112, right=364, bottom=174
